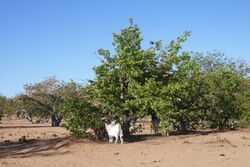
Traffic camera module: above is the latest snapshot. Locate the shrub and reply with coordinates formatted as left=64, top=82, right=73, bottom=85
left=61, top=84, right=104, bottom=138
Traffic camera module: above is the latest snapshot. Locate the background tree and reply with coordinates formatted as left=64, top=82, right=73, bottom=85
left=19, top=77, right=65, bottom=126
left=233, top=69, right=250, bottom=127
left=0, top=95, right=7, bottom=120
left=0, top=95, right=17, bottom=120
left=191, top=52, right=249, bottom=129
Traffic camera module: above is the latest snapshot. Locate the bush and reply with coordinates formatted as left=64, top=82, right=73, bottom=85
left=61, top=85, right=104, bottom=138
left=0, top=95, right=7, bottom=120
left=158, top=119, right=171, bottom=136
left=239, top=111, right=250, bottom=128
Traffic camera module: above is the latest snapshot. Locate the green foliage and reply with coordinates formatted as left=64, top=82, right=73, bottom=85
left=237, top=78, right=250, bottom=127
left=158, top=119, right=171, bottom=136
left=239, top=112, right=250, bottom=128
left=0, top=95, right=6, bottom=120
left=0, top=95, right=17, bottom=120
left=61, top=82, right=103, bottom=138
left=190, top=52, right=250, bottom=129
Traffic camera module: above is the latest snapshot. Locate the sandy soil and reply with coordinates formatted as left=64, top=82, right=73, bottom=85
left=0, top=118, right=250, bottom=167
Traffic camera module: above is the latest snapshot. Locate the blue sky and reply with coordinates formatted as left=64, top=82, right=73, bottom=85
left=0, top=0, right=250, bottom=97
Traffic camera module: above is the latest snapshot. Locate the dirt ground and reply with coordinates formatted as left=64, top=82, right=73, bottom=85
left=0, top=118, right=250, bottom=167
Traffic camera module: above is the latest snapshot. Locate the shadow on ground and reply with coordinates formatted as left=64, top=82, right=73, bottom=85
left=0, top=136, right=72, bottom=159
left=186, top=129, right=237, bottom=136
left=0, top=125, right=52, bottom=129
left=126, top=134, right=162, bottom=143
left=126, top=129, right=238, bottom=143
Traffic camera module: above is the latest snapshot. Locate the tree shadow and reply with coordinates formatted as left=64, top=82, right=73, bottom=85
left=126, top=134, right=162, bottom=143
left=0, top=136, right=72, bottom=159
left=185, top=129, right=237, bottom=136
left=0, top=125, right=52, bottom=129
left=126, top=129, right=237, bottom=143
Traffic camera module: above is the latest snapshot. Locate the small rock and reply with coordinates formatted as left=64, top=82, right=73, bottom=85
left=216, top=136, right=230, bottom=143
left=52, top=134, right=58, bottom=137
left=217, top=144, right=224, bottom=147
left=1, top=161, right=8, bottom=164
left=241, top=136, right=248, bottom=140
left=114, top=152, right=119, bottom=156
left=182, top=140, right=190, bottom=144
left=18, top=136, right=28, bottom=144
left=219, top=154, right=225, bottom=156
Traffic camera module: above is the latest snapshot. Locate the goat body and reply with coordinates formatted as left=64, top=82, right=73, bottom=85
left=105, top=121, right=123, bottom=144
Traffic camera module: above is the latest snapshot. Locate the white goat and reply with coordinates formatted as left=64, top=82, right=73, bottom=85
left=105, top=121, right=123, bottom=144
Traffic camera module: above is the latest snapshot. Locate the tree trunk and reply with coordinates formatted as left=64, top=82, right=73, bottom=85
left=151, top=112, right=160, bottom=134
left=94, top=126, right=107, bottom=141
left=51, top=114, right=62, bottom=127
left=179, top=122, right=187, bottom=134
left=26, top=113, right=33, bottom=122
left=122, top=113, right=131, bottom=138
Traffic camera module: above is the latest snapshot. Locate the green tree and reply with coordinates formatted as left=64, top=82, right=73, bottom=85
left=0, top=95, right=7, bottom=120
left=61, top=81, right=104, bottom=138
left=0, top=95, right=17, bottom=120
left=91, top=19, right=193, bottom=135
left=235, top=76, right=250, bottom=127
left=192, top=52, right=249, bottom=129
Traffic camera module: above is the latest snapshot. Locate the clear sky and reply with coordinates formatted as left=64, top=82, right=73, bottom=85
left=0, top=0, right=250, bottom=97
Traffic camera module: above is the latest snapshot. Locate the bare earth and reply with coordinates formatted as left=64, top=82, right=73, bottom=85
left=0, top=119, right=250, bottom=167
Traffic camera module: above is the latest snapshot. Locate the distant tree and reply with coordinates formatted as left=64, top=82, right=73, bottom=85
left=3, top=99, right=16, bottom=119
left=0, top=95, right=17, bottom=120
left=19, top=77, right=65, bottom=126
left=0, top=95, right=7, bottom=120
